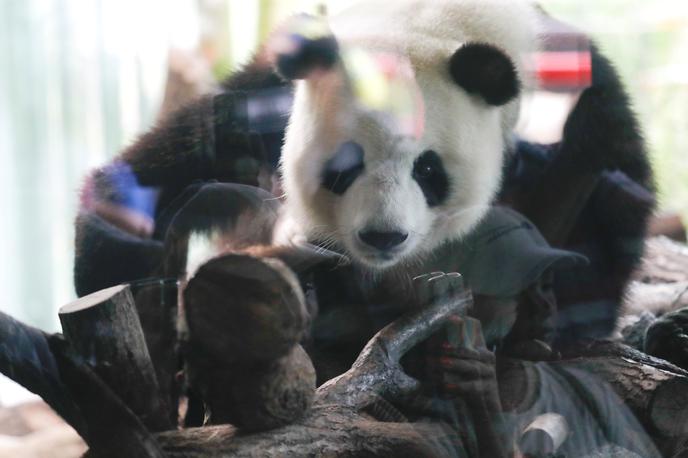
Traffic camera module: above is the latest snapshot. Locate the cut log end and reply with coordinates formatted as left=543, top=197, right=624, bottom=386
left=59, top=284, right=129, bottom=314
left=184, top=253, right=309, bottom=362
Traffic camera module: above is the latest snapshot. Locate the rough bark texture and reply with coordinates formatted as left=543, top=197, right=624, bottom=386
left=50, top=337, right=166, bottom=458
left=155, top=411, right=455, bottom=458
left=183, top=252, right=320, bottom=430
left=566, top=351, right=687, bottom=432
left=58, top=284, right=171, bottom=432
left=559, top=340, right=688, bottom=456
left=129, top=278, right=180, bottom=428
left=184, top=254, right=309, bottom=363
left=625, top=236, right=688, bottom=319
left=9, top=236, right=688, bottom=456
left=0, top=311, right=85, bottom=436
left=154, top=273, right=473, bottom=457
left=150, top=341, right=688, bottom=458
left=4, top=269, right=688, bottom=457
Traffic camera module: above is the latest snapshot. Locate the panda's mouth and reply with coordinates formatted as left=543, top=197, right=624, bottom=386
left=348, top=231, right=412, bottom=269
left=352, top=249, right=404, bottom=269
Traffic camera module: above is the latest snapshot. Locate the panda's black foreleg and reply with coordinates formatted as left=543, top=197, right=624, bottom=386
left=561, top=44, right=651, bottom=188
left=504, top=43, right=654, bottom=347
left=514, top=146, right=602, bottom=247
left=514, top=44, right=651, bottom=247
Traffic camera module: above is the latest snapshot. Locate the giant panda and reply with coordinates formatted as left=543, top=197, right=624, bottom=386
left=74, top=0, right=656, bottom=359
left=72, top=1, right=664, bottom=454
left=74, top=0, right=660, bottom=429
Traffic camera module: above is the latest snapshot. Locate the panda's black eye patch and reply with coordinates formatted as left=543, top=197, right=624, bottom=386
left=412, top=150, right=449, bottom=207
left=321, top=141, right=365, bottom=195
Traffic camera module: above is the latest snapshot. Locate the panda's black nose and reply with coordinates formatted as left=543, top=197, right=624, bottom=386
left=358, top=230, right=408, bottom=251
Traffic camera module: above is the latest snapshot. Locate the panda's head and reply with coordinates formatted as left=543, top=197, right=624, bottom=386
left=276, top=1, right=537, bottom=271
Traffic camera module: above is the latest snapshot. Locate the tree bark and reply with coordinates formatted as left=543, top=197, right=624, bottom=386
left=0, top=311, right=85, bottom=436
left=50, top=337, right=166, bottom=458
left=153, top=273, right=473, bottom=457
left=558, top=340, right=688, bottom=456
left=58, top=284, right=171, bottom=432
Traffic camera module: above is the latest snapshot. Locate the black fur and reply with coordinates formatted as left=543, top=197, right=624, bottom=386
left=321, top=141, right=365, bottom=195
left=273, top=14, right=339, bottom=81
left=276, top=35, right=339, bottom=80
left=73, top=212, right=163, bottom=297
left=412, top=150, right=449, bottom=207
left=74, top=62, right=290, bottom=296
left=499, top=44, right=655, bottom=346
left=448, top=43, right=520, bottom=106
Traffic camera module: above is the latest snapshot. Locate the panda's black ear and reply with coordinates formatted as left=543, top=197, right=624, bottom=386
left=273, top=14, right=340, bottom=81
left=449, top=43, right=520, bottom=106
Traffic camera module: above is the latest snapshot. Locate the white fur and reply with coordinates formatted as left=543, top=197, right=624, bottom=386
left=280, top=0, right=539, bottom=270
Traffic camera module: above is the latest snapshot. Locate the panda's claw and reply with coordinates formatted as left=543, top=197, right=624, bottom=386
left=412, top=271, right=466, bottom=309
left=412, top=271, right=445, bottom=281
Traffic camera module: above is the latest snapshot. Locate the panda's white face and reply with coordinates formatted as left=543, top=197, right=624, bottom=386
left=280, top=66, right=507, bottom=270
left=277, top=0, right=536, bottom=271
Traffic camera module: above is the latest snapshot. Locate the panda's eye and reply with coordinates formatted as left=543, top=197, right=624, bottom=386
left=412, top=150, right=449, bottom=207
left=416, top=163, right=435, bottom=179
left=322, top=141, right=365, bottom=195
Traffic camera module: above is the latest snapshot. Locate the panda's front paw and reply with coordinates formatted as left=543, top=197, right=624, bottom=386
left=644, top=307, right=688, bottom=370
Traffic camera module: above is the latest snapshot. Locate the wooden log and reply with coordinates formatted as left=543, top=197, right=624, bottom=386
left=184, top=254, right=309, bottom=363
left=191, top=345, right=316, bottom=431
left=0, top=311, right=85, bottom=436
left=126, top=346, right=688, bottom=458
left=183, top=253, right=315, bottom=430
left=151, top=273, right=473, bottom=457
left=59, top=284, right=171, bottom=432
left=499, top=341, right=688, bottom=456
left=553, top=341, right=688, bottom=456
left=50, top=337, right=166, bottom=458
left=153, top=414, right=456, bottom=458
left=79, top=276, right=688, bottom=457
left=129, top=278, right=181, bottom=427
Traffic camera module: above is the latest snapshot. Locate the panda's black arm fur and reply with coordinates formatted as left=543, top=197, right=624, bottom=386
left=73, top=63, right=290, bottom=296
left=504, top=44, right=653, bottom=242
left=74, top=212, right=164, bottom=297
left=114, top=55, right=289, bottom=217
left=501, top=43, right=655, bottom=345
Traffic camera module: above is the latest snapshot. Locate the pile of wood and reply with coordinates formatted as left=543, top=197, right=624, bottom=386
left=2, top=237, right=688, bottom=457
